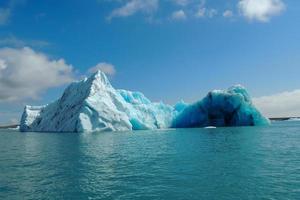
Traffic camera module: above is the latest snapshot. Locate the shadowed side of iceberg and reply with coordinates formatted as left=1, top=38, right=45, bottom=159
left=172, top=85, right=270, bottom=128
left=20, top=71, right=269, bottom=133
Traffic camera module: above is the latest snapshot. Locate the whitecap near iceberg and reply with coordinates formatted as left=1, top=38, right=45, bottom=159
left=20, top=71, right=269, bottom=132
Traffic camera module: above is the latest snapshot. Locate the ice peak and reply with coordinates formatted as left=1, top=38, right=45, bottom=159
left=88, top=70, right=112, bottom=88
left=228, top=84, right=251, bottom=102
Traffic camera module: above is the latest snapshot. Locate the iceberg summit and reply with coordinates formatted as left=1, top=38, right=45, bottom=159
left=20, top=71, right=270, bottom=132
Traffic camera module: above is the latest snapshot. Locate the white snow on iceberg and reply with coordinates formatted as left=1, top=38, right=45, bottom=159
left=20, top=71, right=269, bottom=132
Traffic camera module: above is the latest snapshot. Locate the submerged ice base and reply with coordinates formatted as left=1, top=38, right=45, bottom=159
left=20, top=71, right=269, bottom=132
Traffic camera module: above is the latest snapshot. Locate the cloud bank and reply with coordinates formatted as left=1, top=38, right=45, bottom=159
left=254, top=89, right=300, bottom=117
left=104, top=0, right=286, bottom=22
left=107, top=0, right=158, bottom=20
left=171, top=10, right=187, bottom=20
left=238, top=0, right=285, bottom=22
left=223, top=10, right=233, bottom=18
left=0, top=47, right=74, bottom=102
left=88, top=62, right=116, bottom=76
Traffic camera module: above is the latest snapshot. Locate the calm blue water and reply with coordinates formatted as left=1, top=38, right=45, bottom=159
left=0, top=121, right=300, bottom=200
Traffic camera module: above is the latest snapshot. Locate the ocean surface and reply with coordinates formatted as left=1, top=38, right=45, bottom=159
left=0, top=121, right=300, bottom=200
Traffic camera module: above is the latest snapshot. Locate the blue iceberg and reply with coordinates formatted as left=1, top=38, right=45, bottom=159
left=20, top=71, right=269, bottom=132
left=172, top=86, right=269, bottom=128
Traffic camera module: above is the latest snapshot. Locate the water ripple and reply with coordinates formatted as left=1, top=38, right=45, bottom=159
left=0, top=122, right=300, bottom=199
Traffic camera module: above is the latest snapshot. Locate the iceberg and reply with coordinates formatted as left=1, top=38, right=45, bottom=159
left=172, top=86, right=270, bottom=128
left=20, top=71, right=269, bottom=132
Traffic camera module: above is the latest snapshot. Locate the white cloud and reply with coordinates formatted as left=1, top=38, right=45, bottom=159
left=194, top=1, right=218, bottom=19
left=195, top=7, right=206, bottom=18
left=0, top=111, right=20, bottom=125
left=104, top=0, right=286, bottom=22
left=0, top=47, right=74, bottom=102
left=9, top=117, right=18, bottom=124
left=223, top=10, right=233, bottom=18
left=238, top=0, right=285, bottom=22
left=88, top=62, right=116, bottom=76
left=195, top=8, right=218, bottom=18
left=171, top=10, right=187, bottom=20
left=0, top=59, right=7, bottom=70
left=207, top=9, right=218, bottom=18
left=253, top=90, right=300, bottom=118
left=107, top=0, right=158, bottom=20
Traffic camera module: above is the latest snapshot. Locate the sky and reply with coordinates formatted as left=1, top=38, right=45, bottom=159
left=0, top=0, right=300, bottom=124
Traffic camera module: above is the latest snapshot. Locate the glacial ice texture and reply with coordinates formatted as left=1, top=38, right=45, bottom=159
left=20, top=71, right=270, bottom=132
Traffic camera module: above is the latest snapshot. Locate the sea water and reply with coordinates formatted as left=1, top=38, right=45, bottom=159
left=0, top=121, right=299, bottom=200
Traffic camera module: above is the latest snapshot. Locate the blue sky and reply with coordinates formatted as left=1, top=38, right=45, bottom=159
left=0, top=0, right=300, bottom=123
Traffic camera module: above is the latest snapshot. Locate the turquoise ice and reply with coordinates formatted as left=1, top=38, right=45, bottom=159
left=172, top=85, right=270, bottom=128
left=20, top=71, right=269, bottom=132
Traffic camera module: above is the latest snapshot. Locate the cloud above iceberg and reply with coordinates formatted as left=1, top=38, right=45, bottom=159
left=103, top=0, right=286, bottom=22
left=88, top=62, right=116, bottom=76
left=171, top=10, right=187, bottom=20
left=195, top=7, right=218, bottom=18
left=107, top=0, right=158, bottom=20
left=223, top=10, right=233, bottom=18
left=238, top=0, right=285, bottom=22
left=253, top=89, right=300, bottom=117
left=0, top=47, right=74, bottom=102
